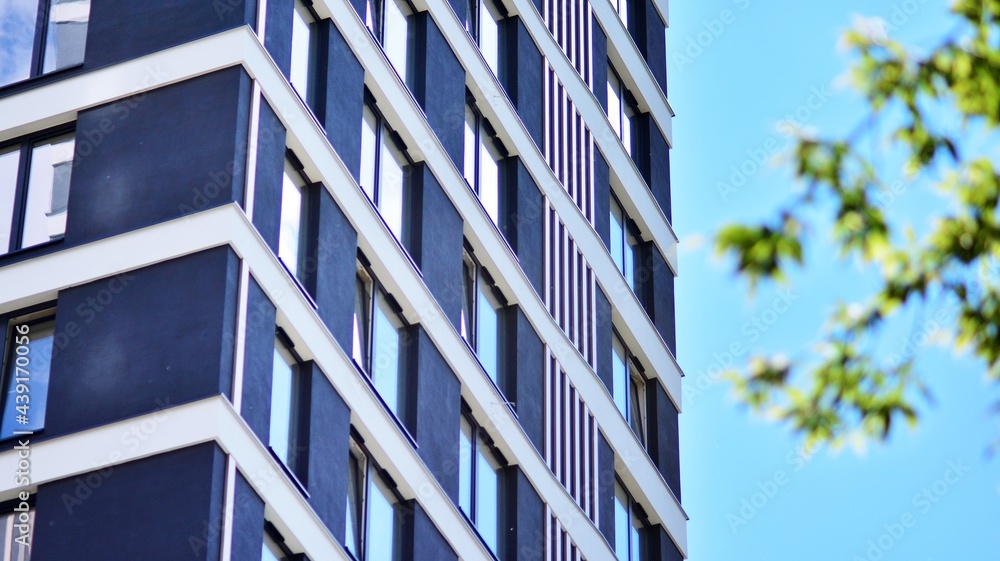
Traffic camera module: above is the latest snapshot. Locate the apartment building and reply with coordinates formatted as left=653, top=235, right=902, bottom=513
left=0, top=0, right=682, bottom=559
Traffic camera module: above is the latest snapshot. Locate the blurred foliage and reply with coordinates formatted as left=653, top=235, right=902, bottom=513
left=716, top=0, right=1000, bottom=445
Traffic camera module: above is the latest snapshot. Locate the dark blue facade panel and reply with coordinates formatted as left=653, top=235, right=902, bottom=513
left=507, top=467, right=545, bottom=561
left=310, top=186, right=359, bottom=351
left=597, top=431, right=615, bottom=547
left=593, top=149, right=611, bottom=250
left=320, top=21, right=366, bottom=183
left=409, top=165, right=465, bottom=332
left=643, top=0, right=668, bottom=95
left=231, top=470, right=266, bottom=561
left=592, top=16, right=608, bottom=112
left=264, top=0, right=294, bottom=77
left=46, top=247, right=239, bottom=438
left=85, top=0, right=256, bottom=68
left=402, top=501, right=458, bottom=561
left=650, top=525, right=684, bottom=561
left=503, top=18, right=544, bottom=149
left=641, top=242, right=675, bottom=355
left=407, top=325, right=462, bottom=502
left=502, top=157, right=545, bottom=299
left=67, top=67, right=251, bottom=245
left=508, top=306, right=544, bottom=453
left=253, top=98, right=287, bottom=253
left=301, top=361, right=351, bottom=541
left=647, top=381, right=681, bottom=501
left=241, top=276, right=278, bottom=445
left=595, top=285, right=613, bottom=394
left=33, top=443, right=227, bottom=561
left=412, top=13, right=467, bottom=169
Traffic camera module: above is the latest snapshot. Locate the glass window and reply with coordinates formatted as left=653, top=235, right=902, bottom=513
left=610, top=195, right=640, bottom=290
left=346, top=437, right=402, bottom=561
left=279, top=160, right=309, bottom=282
left=353, top=267, right=374, bottom=370
left=269, top=335, right=301, bottom=472
left=359, top=104, right=410, bottom=243
left=479, top=0, right=502, bottom=76
left=382, top=0, right=412, bottom=83
left=0, top=147, right=21, bottom=254
left=461, top=251, right=505, bottom=385
left=353, top=261, right=409, bottom=420
left=615, top=0, right=629, bottom=29
left=3, top=133, right=75, bottom=253
left=262, top=532, right=288, bottom=561
left=1, top=312, right=55, bottom=440
left=290, top=1, right=317, bottom=106
left=614, top=480, right=646, bottom=561
left=458, top=413, right=503, bottom=555
left=1, top=0, right=90, bottom=89
left=463, top=104, right=503, bottom=226
left=607, top=65, right=636, bottom=156
left=612, top=334, right=645, bottom=445
left=364, top=0, right=383, bottom=37
left=0, top=509, right=33, bottom=561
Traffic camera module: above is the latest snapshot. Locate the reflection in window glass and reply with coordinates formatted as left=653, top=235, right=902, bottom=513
left=463, top=107, right=477, bottom=190
left=460, top=255, right=476, bottom=342
left=372, top=291, right=404, bottom=416
left=345, top=448, right=366, bottom=558
left=42, top=0, right=91, bottom=74
left=612, top=334, right=646, bottom=444
left=610, top=198, right=626, bottom=277
left=290, top=1, right=315, bottom=105
left=278, top=162, right=307, bottom=281
left=630, top=510, right=645, bottom=561
left=477, top=277, right=500, bottom=383
left=353, top=269, right=373, bottom=370
left=607, top=69, right=623, bottom=138
left=1, top=317, right=54, bottom=439
left=379, top=126, right=407, bottom=240
left=360, top=107, right=378, bottom=201
left=261, top=532, right=287, bottom=561
left=612, top=335, right=629, bottom=421
left=269, top=337, right=298, bottom=467
left=365, top=0, right=383, bottom=37
left=0, top=148, right=19, bottom=255
left=615, top=0, right=628, bottom=29
left=0, top=511, right=33, bottom=561
left=479, top=0, right=502, bottom=76
left=22, top=135, right=74, bottom=250
left=629, top=374, right=645, bottom=444
left=476, top=438, right=500, bottom=552
left=383, top=0, right=411, bottom=83
left=614, top=481, right=630, bottom=561
left=458, top=417, right=474, bottom=515
left=480, top=136, right=501, bottom=225
left=366, top=471, right=399, bottom=561
left=0, top=2, right=38, bottom=88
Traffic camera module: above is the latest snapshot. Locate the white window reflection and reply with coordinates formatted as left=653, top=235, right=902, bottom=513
left=346, top=438, right=402, bottom=561
left=269, top=336, right=299, bottom=468
left=21, top=134, right=74, bottom=250
left=479, top=0, right=502, bottom=76
left=0, top=148, right=20, bottom=254
left=261, top=532, right=287, bottom=561
left=615, top=0, right=629, bottom=29
left=0, top=510, right=33, bottom=561
left=1, top=0, right=90, bottom=89
left=607, top=65, right=636, bottom=155
left=610, top=195, right=640, bottom=291
left=359, top=105, right=410, bottom=243
left=463, top=104, right=503, bottom=226
left=290, top=1, right=316, bottom=105
left=360, top=107, right=379, bottom=201
left=372, top=291, right=405, bottom=416
left=278, top=160, right=307, bottom=282
left=614, top=480, right=646, bottom=561
left=383, top=0, right=412, bottom=83
left=461, top=252, right=505, bottom=385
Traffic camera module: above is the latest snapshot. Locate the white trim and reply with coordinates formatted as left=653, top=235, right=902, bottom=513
left=244, top=81, right=262, bottom=220
left=0, top=29, right=687, bottom=552
left=220, top=455, right=238, bottom=561
left=231, top=260, right=251, bottom=414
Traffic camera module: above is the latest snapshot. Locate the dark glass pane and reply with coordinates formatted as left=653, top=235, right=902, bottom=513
left=0, top=2, right=39, bottom=87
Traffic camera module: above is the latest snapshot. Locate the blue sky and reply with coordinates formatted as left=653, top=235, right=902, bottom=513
left=669, top=1, right=1000, bottom=559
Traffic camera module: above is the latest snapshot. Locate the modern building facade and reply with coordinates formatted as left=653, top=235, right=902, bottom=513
left=0, top=0, right=682, bottom=559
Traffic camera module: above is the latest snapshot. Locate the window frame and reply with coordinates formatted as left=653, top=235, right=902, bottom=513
left=268, top=328, right=310, bottom=491
left=0, top=0, right=90, bottom=90
left=607, top=64, right=638, bottom=155
left=463, top=97, right=508, bottom=227
left=352, top=252, right=413, bottom=426
left=345, top=429, right=406, bottom=561
left=613, top=477, right=650, bottom=561
left=611, top=330, right=647, bottom=446
left=0, top=123, right=76, bottom=257
left=466, top=0, right=507, bottom=75
left=278, top=150, right=315, bottom=290
left=458, top=402, right=508, bottom=557
left=609, top=191, right=643, bottom=291
left=289, top=0, right=322, bottom=109
left=360, top=96, right=415, bottom=245
left=365, top=0, right=416, bottom=84
left=0, top=302, right=56, bottom=443
left=460, top=244, right=508, bottom=390
left=0, top=496, right=36, bottom=560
